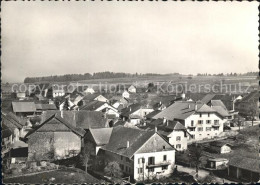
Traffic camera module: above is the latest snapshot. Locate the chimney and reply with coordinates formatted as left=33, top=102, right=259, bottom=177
left=159, top=101, right=162, bottom=105
left=61, top=110, right=64, bottom=118
left=123, top=117, right=125, bottom=121
left=188, top=104, right=190, bottom=109
left=163, top=117, right=167, bottom=124
left=166, top=120, right=168, bottom=126
left=127, top=141, right=130, bottom=148
left=155, top=126, right=157, bottom=133
left=130, top=107, right=132, bottom=112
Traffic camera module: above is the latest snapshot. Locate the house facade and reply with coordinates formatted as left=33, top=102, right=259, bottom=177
left=96, top=126, right=176, bottom=181
left=128, top=85, right=137, bottom=93
left=26, top=114, right=85, bottom=161
left=153, top=101, right=225, bottom=141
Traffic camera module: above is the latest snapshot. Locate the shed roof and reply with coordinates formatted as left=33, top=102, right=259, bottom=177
left=228, top=156, right=260, bottom=173
left=12, top=101, right=36, bottom=113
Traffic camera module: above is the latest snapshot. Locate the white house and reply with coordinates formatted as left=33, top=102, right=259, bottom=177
left=84, top=87, right=95, bottom=94
left=97, top=126, right=176, bottom=181
left=146, top=118, right=189, bottom=151
left=128, top=85, right=137, bottom=93
left=122, top=90, right=130, bottom=99
left=152, top=101, right=225, bottom=141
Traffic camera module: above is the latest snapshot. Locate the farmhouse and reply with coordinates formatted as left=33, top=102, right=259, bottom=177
left=152, top=101, right=225, bottom=141
left=26, top=113, right=86, bottom=161
left=97, top=126, right=176, bottom=181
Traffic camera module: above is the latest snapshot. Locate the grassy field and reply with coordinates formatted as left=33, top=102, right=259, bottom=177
left=3, top=168, right=99, bottom=184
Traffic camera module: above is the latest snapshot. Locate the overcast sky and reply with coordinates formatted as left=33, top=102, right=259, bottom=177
left=2, top=1, right=259, bottom=83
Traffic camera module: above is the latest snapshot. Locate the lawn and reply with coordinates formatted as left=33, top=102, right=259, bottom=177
left=3, top=168, right=99, bottom=184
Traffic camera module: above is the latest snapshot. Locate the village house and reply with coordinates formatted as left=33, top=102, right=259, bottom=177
left=12, top=101, right=36, bottom=117
left=79, top=94, right=109, bottom=105
left=109, top=96, right=129, bottom=111
left=152, top=101, right=225, bottom=141
left=128, top=85, right=137, bottom=93
left=41, top=110, right=108, bottom=130
left=2, top=112, right=27, bottom=140
left=205, top=141, right=232, bottom=154
left=235, top=91, right=259, bottom=120
left=152, top=101, right=167, bottom=111
left=79, top=100, right=120, bottom=118
left=59, top=98, right=75, bottom=110
left=145, top=118, right=189, bottom=151
left=95, top=126, right=176, bottom=181
left=121, top=90, right=130, bottom=99
left=121, top=104, right=154, bottom=125
left=2, top=124, right=13, bottom=155
left=228, top=156, right=260, bottom=182
left=84, top=87, right=95, bottom=94
left=26, top=113, right=86, bottom=161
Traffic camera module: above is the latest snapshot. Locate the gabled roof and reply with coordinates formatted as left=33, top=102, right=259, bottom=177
left=26, top=113, right=86, bottom=138
left=121, top=103, right=142, bottom=117
left=12, top=101, right=36, bottom=113
left=41, top=110, right=107, bottom=129
left=210, top=100, right=227, bottom=110
left=211, top=106, right=229, bottom=117
left=89, top=128, right=113, bottom=145
left=101, top=126, right=156, bottom=158
left=239, top=91, right=258, bottom=102
left=228, top=156, right=260, bottom=173
left=6, top=112, right=27, bottom=126
left=201, top=94, right=216, bottom=104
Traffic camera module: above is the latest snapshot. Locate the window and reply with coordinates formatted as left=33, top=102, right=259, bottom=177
left=148, top=168, right=154, bottom=172
left=206, top=120, right=211, bottom=124
left=198, top=120, right=203, bottom=124
left=200, top=113, right=202, bottom=117
left=191, top=120, right=194, bottom=126
left=163, top=155, right=167, bottom=161
left=138, top=158, right=145, bottom=164
left=214, top=127, right=219, bottom=131
left=189, top=128, right=195, bottom=131
left=126, top=158, right=131, bottom=163
left=214, top=120, right=219, bottom=124
left=206, top=127, right=211, bottom=131
left=125, top=166, right=128, bottom=172
left=208, top=113, right=210, bottom=117
left=163, top=146, right=166, bottom=150
left=176, top=136, right=181, bottom=141
left=121, top=156, right=123, bottom=160
left=138, top=168, right=143, bottom=174
left=191, top=134, right=195, bottom=139
left=148, top=157, right=155, bottom=165
left=162, top=166, right=168, bottom=170
left=176, top=144, right=181, bottom=149
left=198, top=127, right=203, bottom=132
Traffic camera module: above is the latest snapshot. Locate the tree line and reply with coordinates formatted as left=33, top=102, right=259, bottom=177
left=197, top=71, right=258, bottom=76
left=23, top=72, right=180, bottom=83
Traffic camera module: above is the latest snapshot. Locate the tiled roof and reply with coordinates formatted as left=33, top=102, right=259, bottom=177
left=2, top=112, right=27, bottom=129
left=12, top=101, right=36, bottom=113
left=145, top=110, right=161, bottom=119
left=153, top=101, right=215, bottom=120
left=121, top=103, right=142, bottom=117
left=101, top=126, right=155, bottom=158
left=201, top=94, right=216, bottom=104
left=211, top=106, right=229, bottom=117
left=80, top=100, right=106, bottom=111
left=41, top=110, right=107, bottom=129
left=35, top=103, right=57, bottom=111
left=26, top=113, right=86, bottom=138
left=210, top=100, right=228, bottom=110
left=148, top=119, right=187, bottom=133
left=239, top=91, right=258, bottom=102
left=89, top=128, right=113, bottom=145
left=228, top=156, right=260, bottom=173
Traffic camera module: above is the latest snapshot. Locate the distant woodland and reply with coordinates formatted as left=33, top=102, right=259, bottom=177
left=24, top=71, right=258, bottom=83
left=24, top=72, right=180, bottom=83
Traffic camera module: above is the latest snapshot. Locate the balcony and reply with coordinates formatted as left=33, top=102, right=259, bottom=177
left=188, top=125, right=196, bottom=128
left=146, top=161, right=171, bottom=168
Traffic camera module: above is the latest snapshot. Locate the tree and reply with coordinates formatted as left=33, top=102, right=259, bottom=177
left=232, top=115, right=244, bottom=131
left=79, top=142, right=93, bottom=173
left=104, top=161, right=123, bottom=178
left=188, top=144, right=203, bottom=178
